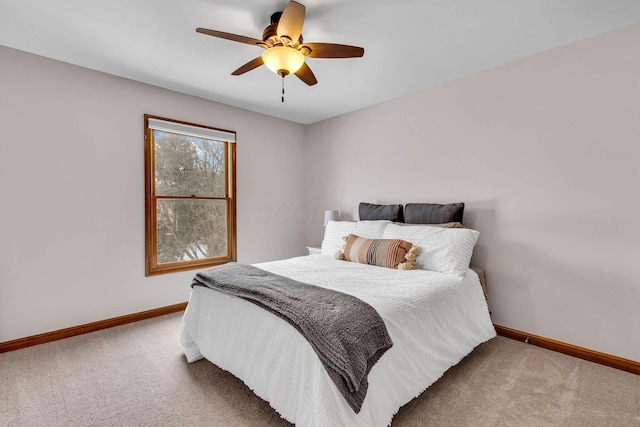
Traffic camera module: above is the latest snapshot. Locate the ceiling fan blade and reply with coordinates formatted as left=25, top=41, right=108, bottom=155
left=231, top=57, right=264, bottom=76
left=196, top=28, right=265, bottom=47
left=302, top=43, right=365, bottom=58
left=294, top=62, right=317, bottom=86
left=277, top=1, right=305, bottom=43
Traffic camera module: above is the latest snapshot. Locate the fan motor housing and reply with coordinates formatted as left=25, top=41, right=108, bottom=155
left=262, top=23, right=278, bottom=41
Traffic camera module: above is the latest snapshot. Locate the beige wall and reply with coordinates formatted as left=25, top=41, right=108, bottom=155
left=305, top=23, right=640, bottom=361
left=0, top=45, right=307, bottom=342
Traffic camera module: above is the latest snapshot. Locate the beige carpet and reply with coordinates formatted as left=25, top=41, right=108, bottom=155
left=1, top=313, right=639, bottom=426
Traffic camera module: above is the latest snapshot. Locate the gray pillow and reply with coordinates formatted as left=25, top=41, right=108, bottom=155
left=358, top=202, right=403, bottom=222
left=404, top=203, right=464, bottom=224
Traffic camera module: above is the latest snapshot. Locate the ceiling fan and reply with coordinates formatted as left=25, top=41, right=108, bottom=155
left=196, top=1, right=365, bottom=89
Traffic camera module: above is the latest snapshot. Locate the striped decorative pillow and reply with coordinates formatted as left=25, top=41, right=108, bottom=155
left=340, top=234, right=420, bottom=270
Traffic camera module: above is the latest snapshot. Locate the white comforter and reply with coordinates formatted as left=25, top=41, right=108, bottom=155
left=181, top=255, right=495, bottom=427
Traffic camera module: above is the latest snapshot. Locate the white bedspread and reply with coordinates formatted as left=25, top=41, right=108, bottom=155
left=181, top=255, right=495, bottom=427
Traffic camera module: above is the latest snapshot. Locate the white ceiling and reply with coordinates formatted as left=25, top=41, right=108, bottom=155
left=2, top=0, right=640, bottom=124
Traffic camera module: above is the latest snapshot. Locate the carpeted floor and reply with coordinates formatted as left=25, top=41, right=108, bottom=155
left=1, top=312, right=639, bottom=426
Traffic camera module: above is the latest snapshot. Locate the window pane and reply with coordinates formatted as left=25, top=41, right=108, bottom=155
left=154, top=131, right=226, bottom=197
left=156, top=199, right=228, bottom=264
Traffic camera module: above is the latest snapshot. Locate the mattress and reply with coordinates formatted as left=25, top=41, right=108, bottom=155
left=181, top=255, right=495, bottom=427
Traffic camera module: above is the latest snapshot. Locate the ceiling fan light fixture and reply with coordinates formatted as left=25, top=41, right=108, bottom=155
left=196, top=0, right=363, bottom=87
left=262, top=46, right=304, bottom=76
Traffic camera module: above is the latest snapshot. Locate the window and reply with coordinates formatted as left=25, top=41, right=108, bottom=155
left=144, top=115, right=236, bottom=276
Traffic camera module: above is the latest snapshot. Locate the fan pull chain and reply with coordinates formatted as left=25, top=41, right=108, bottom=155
left=281, top=75, right=285, bottom=103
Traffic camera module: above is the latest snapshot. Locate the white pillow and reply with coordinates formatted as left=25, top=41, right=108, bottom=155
left=382, top=223, right=479, bottom=276
left=321, top=220, right=390, bottom=256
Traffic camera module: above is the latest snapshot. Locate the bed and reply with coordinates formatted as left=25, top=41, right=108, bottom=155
left=181, top=202, right=496, bottom=426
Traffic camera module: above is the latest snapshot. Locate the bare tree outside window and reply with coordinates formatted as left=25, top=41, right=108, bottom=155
left=144, top=116, right=236, bottom=276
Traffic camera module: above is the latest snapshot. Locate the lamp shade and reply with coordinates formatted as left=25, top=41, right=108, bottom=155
left=323, top=210, right=340, bottom=226
left=262, top=46, right=305, bottom=76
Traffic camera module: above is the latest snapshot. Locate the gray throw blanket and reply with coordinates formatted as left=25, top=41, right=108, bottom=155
left=191, top=262, right=393, bottom=413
